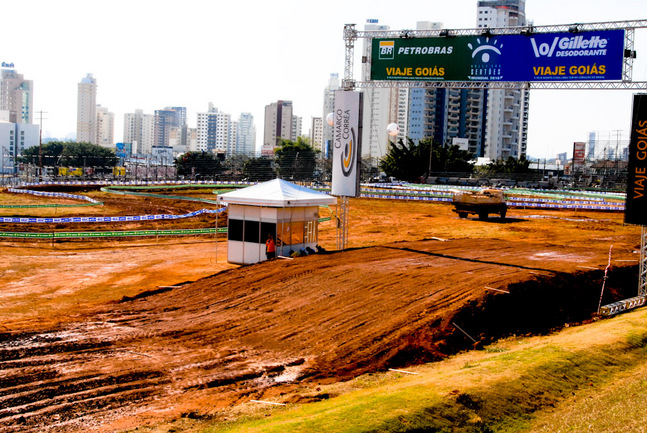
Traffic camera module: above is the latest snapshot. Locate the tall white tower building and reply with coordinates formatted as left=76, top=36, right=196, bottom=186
left=77, top=74, right=98, bottom=144
left=236, top=112, right=256, bottom=154
left=360, top=20, right=397, bottom=161
left=322, top=73, right=340, bottom=154
left=96, top=105, right=114, bottom=148
left=310, top=117, right=324, bottom=153
left=124, top=109, right=155, bottom=154
left=196, top=103, right=232, bottom=156
left=477, top=0, right=529, bottom=160
left=262, top=100, right=293, bottom=155
left=291, top=115, right=302, bottom=141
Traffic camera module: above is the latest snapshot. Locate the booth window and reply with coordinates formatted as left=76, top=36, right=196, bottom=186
left=277, top=221, right=311, bottom=245
left=228, top=219, right=244, bottom=241
left=244, top=220, right=260, bottom=243
left=260, top=222, right=276, bottom=243
left=228, top=219, right=276, bottom=244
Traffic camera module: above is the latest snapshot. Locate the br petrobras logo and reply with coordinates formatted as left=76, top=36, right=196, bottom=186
left=379, top=41, right=395, bottom=60
left=468, top=37, right=504, bottom=80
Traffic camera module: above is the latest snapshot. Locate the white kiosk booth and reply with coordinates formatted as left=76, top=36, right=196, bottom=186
left=217, top=179, right=337, bottom=265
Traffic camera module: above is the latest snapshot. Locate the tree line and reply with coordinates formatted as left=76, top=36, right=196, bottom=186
left=19, top=138, right=531, bottom=183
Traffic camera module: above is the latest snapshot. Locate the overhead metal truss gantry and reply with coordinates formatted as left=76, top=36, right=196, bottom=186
left=342, top=19, right=647, bottom=91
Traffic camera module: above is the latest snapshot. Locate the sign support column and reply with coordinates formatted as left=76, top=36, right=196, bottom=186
left=640, top=227, right=646, bottom=297
left=625, top=93, right=647, bottom=297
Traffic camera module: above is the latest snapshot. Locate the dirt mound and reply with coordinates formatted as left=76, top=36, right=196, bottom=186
left=0, top=238, right=637, bottom=432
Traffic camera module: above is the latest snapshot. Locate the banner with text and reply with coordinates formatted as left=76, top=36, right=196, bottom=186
left=625, top=94, right=647, bottom=226
left=573, top=142, right=587, bottom=172
left=332, top=91, right=363, bottom=197
left=371, top=29, right=625, bottom=82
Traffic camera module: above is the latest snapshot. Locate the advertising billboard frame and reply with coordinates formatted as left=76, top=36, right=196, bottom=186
left=341, top=20, right=647, bottom=91
left=625, top=93, right=647, bottom=226
left=331, top=91, right=363, bottom=198
left=370, top=30, right=626, bottom=83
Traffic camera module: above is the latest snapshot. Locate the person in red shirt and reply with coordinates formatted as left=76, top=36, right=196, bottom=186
left=265, top=234, right=276, bottom=260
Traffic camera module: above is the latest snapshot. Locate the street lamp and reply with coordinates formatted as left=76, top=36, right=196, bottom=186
left=0, top=146, right=7, bottom=185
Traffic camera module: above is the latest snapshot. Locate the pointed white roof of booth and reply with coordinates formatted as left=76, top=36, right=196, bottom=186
left=217, top=179, right=337, bottom=207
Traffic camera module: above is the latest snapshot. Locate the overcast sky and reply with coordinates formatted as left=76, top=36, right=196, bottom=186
left=3, top=0, right=646, bottom=159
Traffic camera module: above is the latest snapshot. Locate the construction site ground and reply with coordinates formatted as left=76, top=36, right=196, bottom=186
left=0, top=186, right=641, bottom=432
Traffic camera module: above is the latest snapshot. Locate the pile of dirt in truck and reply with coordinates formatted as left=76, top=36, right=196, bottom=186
left=452, top=188, right=507, bottom=220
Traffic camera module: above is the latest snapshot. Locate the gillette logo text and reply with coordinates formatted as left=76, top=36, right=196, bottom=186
left=531, top=35, right=608, bottom=58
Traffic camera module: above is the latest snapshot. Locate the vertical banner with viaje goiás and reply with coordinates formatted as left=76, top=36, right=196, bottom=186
left=332, top=91, right=363, bottom=197
left=625, top=94, right=647, bottom=226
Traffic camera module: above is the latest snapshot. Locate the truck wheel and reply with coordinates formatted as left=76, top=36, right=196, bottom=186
left=500, top=210, right=507, bottom=219
left=458, top=212, right=468, bottom=219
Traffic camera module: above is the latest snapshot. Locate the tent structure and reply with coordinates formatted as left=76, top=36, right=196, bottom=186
left=217, top=179, right=337, bottom=264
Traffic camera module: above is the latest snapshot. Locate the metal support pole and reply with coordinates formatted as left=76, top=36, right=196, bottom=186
left=336, top=196, right=349, bottom=250
left=640, top=226, right=647, bottom=297
left=624, top=28, right=636, bottom=82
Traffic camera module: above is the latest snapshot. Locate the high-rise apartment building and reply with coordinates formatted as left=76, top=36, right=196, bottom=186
left=154, top=108, right=186, bottom=148
left=166, top=107, right=187, bottom=127
left=310, top=117, right=324, bottom=153
left=96, top=105, right=114, bottom=147
left=291, top=115, right=302, bottom=141
left=123, top=109, right=155, bottom=154
left=360, top=20, right=396, bottom=161
left=236, top=113, right=256, bottom=154
left=0, top=67, right=33, bottom=124
left=169, top=126, right=198, bottom=153
left=262, top=100, right=293, bottom=155
left=477, top=0, right=529, bottom=159
left=408, top=87, right=488, bottom=156
left=196, top=103, right=232, bottom=156
left=77, top=74, right=97, bottom=144
left=322, top=73, right=340, bottom=155
left=0, top=122, right=39, bottom=174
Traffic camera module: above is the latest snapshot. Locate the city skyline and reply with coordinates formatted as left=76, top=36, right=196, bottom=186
left=2, top=0, right=646, bottom=159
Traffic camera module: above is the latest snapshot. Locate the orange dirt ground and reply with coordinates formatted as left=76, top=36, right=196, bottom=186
left=0, top=187, right=642, bottom=432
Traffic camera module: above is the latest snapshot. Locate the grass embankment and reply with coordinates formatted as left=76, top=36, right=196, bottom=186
left=146, top=307, right=647, bottom=433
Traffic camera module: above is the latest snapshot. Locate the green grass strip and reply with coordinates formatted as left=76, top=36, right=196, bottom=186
left=198, top=309, right=647, bottom=433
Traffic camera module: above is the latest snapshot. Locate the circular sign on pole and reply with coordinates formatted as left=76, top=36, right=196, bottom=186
left=326, top=112, right=334, bottom=126
left=387, top=123, right=400, bottom=137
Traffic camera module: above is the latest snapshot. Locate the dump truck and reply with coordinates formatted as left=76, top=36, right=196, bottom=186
left=452, top=188, right=507, bottom=220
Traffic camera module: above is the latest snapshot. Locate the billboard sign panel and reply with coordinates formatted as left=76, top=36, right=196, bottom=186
left=331, top=91, right=363, bottom=197
left=371, top=29, right=625, bottom=82
left=625, top=94, right=647, bottom=226
left=573, top=142, right=587, bottom=171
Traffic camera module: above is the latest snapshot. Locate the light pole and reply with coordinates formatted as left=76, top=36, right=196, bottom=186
left=0, top=146, right=7, bottom=186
